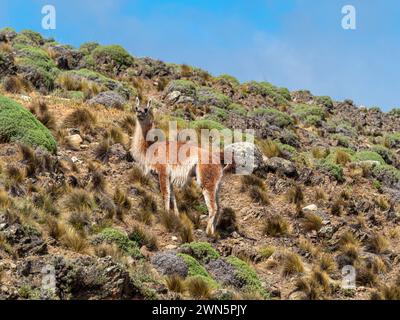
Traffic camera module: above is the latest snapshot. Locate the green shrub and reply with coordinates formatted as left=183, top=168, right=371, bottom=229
left=292, top=104, right=325, bottom=126
left=190, top=119, right=225, bottom=131
left=228, top=103, right=247, bottom=116
left=243, top=81, right=289, bottom=106
left=217, top=74, right=240, bottom=87
left=166, top=79, right=197, bottom=96
left=178, top=253, right=219, bottom=288
left=79, top=42, right=100, bottom=55
left=0, top=95, right=57, bottom=152
left=372, top=165, right=400, bottom=187
left=332, top=134, right=350, bottom=148
left=225, top=256, right=269, bottom=298
left=180, top=242, right=220, bottom=262
left=92, top=45, right=134, bottom=71
left=208, top=107, right=228, bottom=121
left=316, top=96, right=333, bottom=109
left=97, top=228, right=142, bottom=259
left=275, top=141, right=297, bottom=155
left=13, top=30, right=44, bottom=46
left=62, top=69, right=136, bottom=99
left=318, top=161, right=344, bottom=182
left=196, top=86, right=232, bottom=109
left=352, top=151, right=386, bottom=165
left=384, top=133, right=400, bottom=148
left=371, top=145, right=395, bottom=165
left=249, top=107, right=293, bottom=128
left=15, top=45, right=59, bottom=90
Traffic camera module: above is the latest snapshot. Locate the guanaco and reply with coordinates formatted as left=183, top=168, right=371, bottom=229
left=130, top=97, right=229, bottom=236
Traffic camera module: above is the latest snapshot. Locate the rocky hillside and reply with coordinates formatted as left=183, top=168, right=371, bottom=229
left=0, top=28, right=399, bottom=300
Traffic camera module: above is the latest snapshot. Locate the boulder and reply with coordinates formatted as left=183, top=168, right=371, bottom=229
left=223, top=142, right=264, bottom=175
left=151, top=251, right=188, bottom=278
left=87, top=91, right=127, bottom=109
left=266, top=157, right=298, bottom=178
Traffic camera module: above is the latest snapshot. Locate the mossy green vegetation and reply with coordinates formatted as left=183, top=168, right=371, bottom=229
left=181, top=242, right=220, bottom=262
left=15, top=44, right=59, bottom=90
left=316, top=95, right=333, bottom=109
left=166, top=79, right=197, bottom=96
left=62, top=69, right=136, bottom=98
left=0, top=95, right=57, bottom=152
left=13, top=29, right=44, bottom=46
left=92, top=45, right=134, bottom=70
left=292, top=104, right=325, bottom=126
left=384, top=132, right=400, bottom=148
left=225, top=255, right=269, bottom=298
left=190, top=119, right=225, bottom=131
left=249, top=107, right=293, bottom=128
left=352, top=151, right=386, bottom=165
left=177, top=253, right=219, bottom=288
left=98, top=228, right=142, bottom=259
left=227, top=103, right=247, bottom=116
left=196, top=86, right=232, bottom=109
left=370, top=145, right=395, bottom=165
left=243, top=81, right=290, bottom=106
left=217, top=74, right=240, bottom=87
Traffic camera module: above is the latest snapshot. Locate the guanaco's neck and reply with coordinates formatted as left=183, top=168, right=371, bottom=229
left=131, top=119, right=153, bottom=164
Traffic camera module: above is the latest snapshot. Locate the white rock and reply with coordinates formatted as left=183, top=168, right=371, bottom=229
left=166, top=91, right=181, bottom=103
left=171, top=236, right=178, bottom=241
left=164, top=244, right=177, bottom=250
left=302, top=204, right=318, bottom=213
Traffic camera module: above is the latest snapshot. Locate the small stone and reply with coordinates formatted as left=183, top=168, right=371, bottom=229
left=166, top=91, right=181, bottom=103
left=164, top=244, right=177, bottom=250
left=66, top=134, right=83, bottom=150
left=71, top=156, right=80, bottom=163
left=171, top=236, right=178, bottom=242
left=302, top=204, right=318, bottom=213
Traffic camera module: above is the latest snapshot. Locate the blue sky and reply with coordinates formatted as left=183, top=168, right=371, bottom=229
left=1, top=0, right=400, bottom=111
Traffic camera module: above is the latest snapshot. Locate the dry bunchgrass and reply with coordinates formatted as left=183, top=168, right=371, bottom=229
left=330, top=199, right=344, bottom=216
left=64, top=189, right=95, bottom=212
left=0, top=188, right=11, bottom=208
left=29, top=99, right=57, bottom=132
left=185, top=277, right=211, bottom=299
left=258, top=139, right=281, bottom=158
left=157, top=78, right=169, bottom=92
left=294, top=268, right=331, bottom=300
left=298, top=237, right=320, bottom=259
left=249, top=185, right=270, bottom=205
left=4, top=164, right=25, bottom=184
left=375, top=196, right=390, bottom=211
left=94, top=138, right=112, bottom=163
left=318, top=253, right=337, bottom=275
left=68, top=211, right=90, bottom=231
left=286, top=185, right=304, bottom=206
left=160, top=210, right=183, bottom=233
left=119, top=115, right=136, bottom=135
left=301, top=212, right=323, bottom=232
left=45, top=216, right=66, bottom=240
left=94, top=242, right=123, bottom=261
left=335, top=150, right=351, bottom=166
left=216, top=207, right=237, bottom=234
left=179, top=214, right=194, bottom=243
left=314, top=187, right=327, bottom=201
left=263, top=215, right=291, bottom=237
left=311, top=147, right=328, bottom=159
left=180, top=64, right=193, bottom=77
left=165, top=275, right=185, bottom=293
left=367, top=233, right=389, bottom=254
left=370, top=277, right=400, bottom=300
left=2, top=75, right=31, bottom=94
left=61, top=226, right=90, bottom=253
left=129, top=165, right=152, bottom=187
left=282, top=251, right=304, bottom=277
left=113, top=187, right=132, bottom=219
left=258, top=246, right=275, bottom=260
left=129, top=223, right=158, bottom=251
left=63, top=108, right=96, bottom=131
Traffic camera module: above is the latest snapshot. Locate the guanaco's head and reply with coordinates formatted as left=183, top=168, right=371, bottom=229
left=134, top=97, right=154, bottom=127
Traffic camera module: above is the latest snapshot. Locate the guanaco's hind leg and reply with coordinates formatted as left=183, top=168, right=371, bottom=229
left=158, top=170, right=171, bottom=212
left=199, top=165, right=223, bottom=236
left=169, top=184, right=180, bottom=216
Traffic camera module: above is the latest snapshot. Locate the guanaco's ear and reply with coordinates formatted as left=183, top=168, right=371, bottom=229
left=147, top=98, right=153, bottom=111
left=133, top=96, right=140, bottom=112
